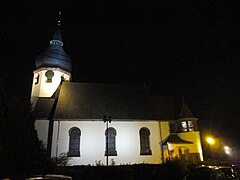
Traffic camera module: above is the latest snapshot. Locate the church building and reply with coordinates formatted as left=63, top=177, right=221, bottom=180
left=31, top=18, right=203, bottom=166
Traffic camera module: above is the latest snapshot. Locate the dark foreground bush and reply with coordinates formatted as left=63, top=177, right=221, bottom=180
left=51, top=161, right=191, bottom=180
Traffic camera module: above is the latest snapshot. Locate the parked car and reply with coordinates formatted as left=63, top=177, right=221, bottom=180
left=183, top=166, right=226, bottom=180
left=232, top=165, right=240, bottom=179
left=218, top=166, right=239, bottom=179
left=26, top=174, right=72, bottom=180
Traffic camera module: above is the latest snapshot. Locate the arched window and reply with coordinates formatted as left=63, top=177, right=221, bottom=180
left=67, top=127, right=81, bottom=157
left=139, top=127, right=152, bottom=155
left=105, top=127, right=117, bottom=156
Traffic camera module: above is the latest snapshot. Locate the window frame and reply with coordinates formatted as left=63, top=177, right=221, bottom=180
left=139, top=127, right=152, bottom=155
left=67, top=127, right=81, bottom=157
left=181, top=120, right=194, bottom=132
left=105, top=127, right=117, bottom=156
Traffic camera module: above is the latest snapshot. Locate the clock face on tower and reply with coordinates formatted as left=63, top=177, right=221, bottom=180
left=45, top=70, right=54, bottom=82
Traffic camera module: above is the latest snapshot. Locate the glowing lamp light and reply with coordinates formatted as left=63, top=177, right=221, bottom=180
left=225, top=150, right=230, bottom=155
left=206, top=137, right=215, bottom=145
left=224, top=146, right=230, bottom=151
left=224, top=146, right=231, bottom=155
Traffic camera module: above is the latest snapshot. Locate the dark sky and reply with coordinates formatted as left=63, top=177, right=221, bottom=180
left=1, top=1, right=240, bottom=145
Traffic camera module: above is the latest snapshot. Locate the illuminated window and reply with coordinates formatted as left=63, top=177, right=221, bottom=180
left=105, top=127, right=117, bottom=156
left=67, top=127, right=80, bottom=157
left=181, top=121, right=188, bottom=132
left=181, top=121, right=194, bottom=132
left=139, top=127, right=152, bottom=155
left=188, top=121, right=194, bottom=132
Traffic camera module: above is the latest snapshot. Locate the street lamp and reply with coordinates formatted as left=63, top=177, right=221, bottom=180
left=224, top=146, right=230, bottom=155
left=103, top=115, right=112, bottom=166
left=206, top=136, right=215, bottom=162
left=206, top=137, right=215, bottom=145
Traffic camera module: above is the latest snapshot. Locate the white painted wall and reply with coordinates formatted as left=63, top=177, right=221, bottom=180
left=35, top=119, right=203, bottom=164
left=48, top=120, right=170, bottom=166
left=31, top=67, right=71, bottom=107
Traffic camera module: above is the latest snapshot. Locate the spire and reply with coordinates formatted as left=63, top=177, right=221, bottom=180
left=179, top=96, right=194, bottom=118
left=58, top=11, right=61, bottom=24
left=51, top=11, right=63, bottom=45
left=35, top=11, right=72, bottom=72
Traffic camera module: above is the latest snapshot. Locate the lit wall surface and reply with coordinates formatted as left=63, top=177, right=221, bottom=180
left=178, top=131, right=203, bottom=161
left=31, top=67, right=71, bottom=99
left=48, top=120, right=169, bottom=165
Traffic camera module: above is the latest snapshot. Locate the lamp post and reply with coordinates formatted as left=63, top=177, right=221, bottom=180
left=103, top=115, right=112, bottom=166
left=206, top=136, right=215, bottom=162
left=224, top=145, right=232, bottom=163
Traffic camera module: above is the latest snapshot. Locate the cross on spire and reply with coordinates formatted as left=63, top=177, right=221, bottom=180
left=58, top=11, right=61, bottom=25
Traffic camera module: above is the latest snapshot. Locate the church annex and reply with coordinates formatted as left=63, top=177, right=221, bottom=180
left=31, top=18, right=203, bottom=166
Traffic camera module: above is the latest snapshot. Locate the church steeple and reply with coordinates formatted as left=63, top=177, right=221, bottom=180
left=31, top=13, right=72, bottom=107
left=35, top=12, right=72, bottom=73
left=179, top=97, right=194, bottom=119
left=51, top=11, right=63, bottom=45
left=177, top=97, right=198, bottom=132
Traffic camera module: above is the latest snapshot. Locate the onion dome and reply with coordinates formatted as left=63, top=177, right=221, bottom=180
left=35, top=15, right=72, bottom=72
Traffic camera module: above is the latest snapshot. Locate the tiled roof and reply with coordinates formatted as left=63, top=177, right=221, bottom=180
left=33, top=82, right=197, bottom=121
left=52, top=82, right=176, bottom=120
left=33, top=98, right=55, bottom=119
left=179, top=98, right=195, bottom=118
left=162, top=133, right=193, bottom=145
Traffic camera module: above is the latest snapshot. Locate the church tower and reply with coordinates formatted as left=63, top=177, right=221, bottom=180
left=31, top=13, right=72, bottom=108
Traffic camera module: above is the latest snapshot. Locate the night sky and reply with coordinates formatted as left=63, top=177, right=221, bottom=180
left=1, top=1, right=240, bottom=145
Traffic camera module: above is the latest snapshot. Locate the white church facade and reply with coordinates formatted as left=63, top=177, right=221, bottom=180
left=31, top=19, right=203, bottom=166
